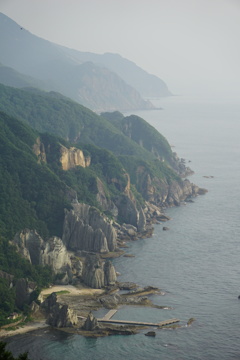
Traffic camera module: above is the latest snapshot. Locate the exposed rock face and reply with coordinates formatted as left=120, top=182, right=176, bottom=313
left=82, top=254, right=116, bottom=289
left=41, top=236, right=71, bottom=275
left=104, top=260, right=117, bottom=286
left=13, top=229, right=44, bottom=265
left=59, top=145, right=91, bottom=170
left=62, top=203, right=117, bottom=253
left=42, top=292, right=78, bottom=328
left=15, top=278, right=37, bottom=309
left=83, top=312, right=99, bottom=331
left=13, top=230, right=71, bottom=277
left=115, top=176, right=147, bottom=233
left=134, top=166, right=206, bottom=207
left=96, top=177, right=118, bottom=217
left=33, top=137, right=47, bottom=163
left=167, top=179, right=206, bottom=206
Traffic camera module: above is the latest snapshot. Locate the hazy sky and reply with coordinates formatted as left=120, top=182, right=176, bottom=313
left=1, top=0, right=240, bottom=98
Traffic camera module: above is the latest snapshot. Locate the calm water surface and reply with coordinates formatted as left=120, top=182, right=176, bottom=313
left=6, top=96, right=240, bottom=359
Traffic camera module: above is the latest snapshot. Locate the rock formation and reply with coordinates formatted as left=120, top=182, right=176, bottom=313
left=32, top=137, right=47, bottom=163
left=42, top=292, right=78, bottom=328
left=15, top=278, right=37, bottom=309
left=40, top=236, right=71, bottom=275
left=59, top=145, right=91, bottom=170
left=82, top=254, right=116, bottom=289
left=96, top=177, right=118, bottom=217
left=62, top=203, right=117, bottom=253
left=13, top=229, right=44, bottom=265
left=13, top=230, right=71, bottom=278
left=133, top=166, right=206, bottom=207
left=83, top=312, right=99, bottom=331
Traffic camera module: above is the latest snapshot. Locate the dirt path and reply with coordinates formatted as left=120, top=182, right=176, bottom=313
left=0, top=320, right=48, bottom=338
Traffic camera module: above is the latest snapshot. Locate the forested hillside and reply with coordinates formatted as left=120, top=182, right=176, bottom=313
left=0, top=83, right=200, bottom=323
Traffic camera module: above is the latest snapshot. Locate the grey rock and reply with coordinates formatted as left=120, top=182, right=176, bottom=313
left=15, top=278, right=36, bottom=309
left=42, top=292, right=78, bottom=328
left=82, top=254, right=116, bottom=289
left=83, top=312, right=99, bottom=331
left=116, top=195, right=146, bottom=232
left=13, top=229, right=44, bottom=265
left=96, top=177, right=118, bottom=217
left=99, top=294, right=120, bottom=308
left=104, top=260, right=117, bottom=286
left=62, top=203, right=117, bottom=253
left=41, top=236, right=71, bottom=275
left=13, top=230, right=71, bottom=277
left=47, top=304, right=78, bottom=328
left=145, top=331, right=156, bottom=337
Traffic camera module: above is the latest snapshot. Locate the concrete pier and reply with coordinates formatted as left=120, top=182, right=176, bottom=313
left=98, top=316, right=180, bottom=327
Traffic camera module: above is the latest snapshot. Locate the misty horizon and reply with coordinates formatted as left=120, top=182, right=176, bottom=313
left=1, top=0, right=240, bottom=99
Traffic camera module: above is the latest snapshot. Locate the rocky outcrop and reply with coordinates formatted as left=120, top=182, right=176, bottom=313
left=116, top=195, right=146, bottom=232
left=13, top=230, right=71, bottom=277
left=33, top=137, right=47, bottom=163
left=15, top=278, right=37, bottom=309
left=59, top=145, right=91, bottom=170
left=83, top=312, right=99, bottom=331
left=62, top=203, right=117, bottom=253
left=13, top=229, right=44, bottom=265
left=40, top=236, right=71, bottom=275
left=82, top=254, right=116, bottom=289
left=42, top=292, right=78, bottom=328
left=104, top=260, right=117, bottom=286
left=134, top=166, right=207, bottom=207
left=167, top=179, right=207, bottom=206
left=96, top=177, right=118, bottom=217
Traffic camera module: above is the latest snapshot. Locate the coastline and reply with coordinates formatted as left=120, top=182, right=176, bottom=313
left=0, top=285, right=104, bottom=339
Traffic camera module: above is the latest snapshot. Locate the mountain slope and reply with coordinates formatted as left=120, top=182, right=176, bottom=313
left=0, top=83, right=201, bottom=207
left=57, top=48, right=172, bottom=98
left=0, top=83, right=156, bottom=159
left=0, top=63, right=45, bottom=89
left=0, top=12, right=156, bottom=111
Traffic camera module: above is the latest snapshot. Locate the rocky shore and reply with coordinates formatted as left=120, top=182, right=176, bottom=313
left=0, top=163, right=207, bottom=338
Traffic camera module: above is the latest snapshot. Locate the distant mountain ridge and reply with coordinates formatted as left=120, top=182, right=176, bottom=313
left=0, top=12, right=171, bottom=111
left=55, top=47, right=172, bottom=98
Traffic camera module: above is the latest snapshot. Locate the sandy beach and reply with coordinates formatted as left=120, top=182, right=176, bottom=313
left=0, top=285, right=104, bottom=338
left=41, top=284, right=104, bottom=297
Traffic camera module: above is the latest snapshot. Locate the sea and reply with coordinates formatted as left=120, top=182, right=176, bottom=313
left=4, top=95, right=240, bottom=359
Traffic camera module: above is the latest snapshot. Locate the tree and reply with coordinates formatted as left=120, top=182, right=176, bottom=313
left=0, top=342, right=30, bottom=360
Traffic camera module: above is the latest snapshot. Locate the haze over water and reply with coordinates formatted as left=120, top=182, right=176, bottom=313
left=6, top=96, right=240, bottom=359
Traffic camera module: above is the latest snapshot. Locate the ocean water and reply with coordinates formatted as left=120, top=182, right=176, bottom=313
left=5, top=96, right=240, bottom=360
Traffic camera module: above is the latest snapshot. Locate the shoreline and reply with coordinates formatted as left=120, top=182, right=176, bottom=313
left=0, top=320, right=48, bottom=339
left=0, top=285, right=104, bottom=339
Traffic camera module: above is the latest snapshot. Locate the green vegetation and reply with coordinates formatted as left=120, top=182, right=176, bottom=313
left=0, top=236, right=52, bottom=323
left=0, top=111, right=71, bottom=239
left=0, top=83, right=169, bottom=163
left=0, top=82, right=186, bottom=323
left=101, top=112, right=173, bottom=162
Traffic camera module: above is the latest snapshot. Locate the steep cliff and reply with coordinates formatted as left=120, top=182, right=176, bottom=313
left=42, top=292, right=78, bottom=328
left=13, top=230, right=71, bottom=276
left=82, top=254, right=117, bottom=289
left=59, top=145, right=91, bottom=170
left=40, top=236, right=71, bottom=275
left=13, top=229, right=44, bottom=265
left=62, top=203, right=117, bottom=253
